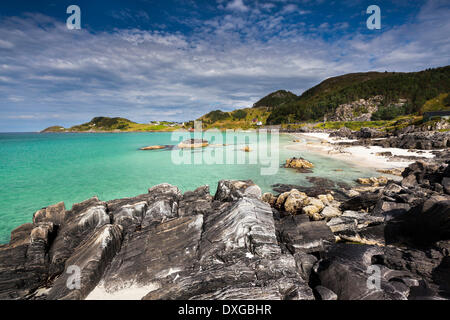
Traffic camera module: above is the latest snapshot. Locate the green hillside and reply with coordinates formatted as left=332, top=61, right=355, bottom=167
left=70, top=117, right=136, bottom=131
left=266, top=66, right=450, bottom=124
left=252, top=90, right=298, bottom=109
left=199, top=107, right=270, bottom=129
left=421, top=93, right=450, bottom=113
left=41, top=117, right=183, bottom=132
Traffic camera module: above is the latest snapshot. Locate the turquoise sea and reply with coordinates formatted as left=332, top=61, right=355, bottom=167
left=0, top=132, right=380, bottom=243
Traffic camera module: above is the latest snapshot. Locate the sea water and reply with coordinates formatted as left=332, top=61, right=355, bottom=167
left=0, top=132, right=379, bottom=243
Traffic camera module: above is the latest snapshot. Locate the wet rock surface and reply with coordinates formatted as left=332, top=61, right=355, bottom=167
left=1, top=159, right=450, bottom=300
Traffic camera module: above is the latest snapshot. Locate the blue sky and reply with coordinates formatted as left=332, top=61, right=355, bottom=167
left=0, top=0, right=449, bottom=131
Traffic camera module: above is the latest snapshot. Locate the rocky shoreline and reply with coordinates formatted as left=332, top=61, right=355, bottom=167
left=285, top=124, right=449, bottom=173
left=1, top=153, right=449, bottom=300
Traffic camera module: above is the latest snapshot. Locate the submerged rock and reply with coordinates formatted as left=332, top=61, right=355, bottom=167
left=178, top=139, right=209, bottom=149
left=139, top=145, right=169, bottom=150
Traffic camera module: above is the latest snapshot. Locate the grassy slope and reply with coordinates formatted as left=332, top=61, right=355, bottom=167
left=198, top=107, right=270, bottom=130
left=421, top=93, right=450, bottom=113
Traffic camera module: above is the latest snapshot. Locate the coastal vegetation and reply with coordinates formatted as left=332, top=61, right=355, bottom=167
left=42, top=117, right=183, bottom=132
left=420, top=93, right=450, bottom=113
left=252, top=90, right=298, bottom=109
left=198, top=107, right=270, bottom=130
left=266, top=66, right=450, bottom=124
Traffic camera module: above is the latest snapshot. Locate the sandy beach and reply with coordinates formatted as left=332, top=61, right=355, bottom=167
left=286, top=132, right=437, bottom=171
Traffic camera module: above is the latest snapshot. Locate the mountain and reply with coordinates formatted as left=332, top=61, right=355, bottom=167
left=266, top=66, right=450, bottom=124
left=252, top=90, right=298, bottom=109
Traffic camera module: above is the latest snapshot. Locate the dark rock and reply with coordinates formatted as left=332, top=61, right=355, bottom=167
left=109, top=184, right=182, bottom=234
left=373, top=245, right=449, bottom=299
left=214, top=180, right=261, bottom=202
left=329, top=127, right=352, bottom=138
left=9, top=223, right=33, bottom=246
left=356, top=127, right=386, bottom=139
left=294, top=252, right=318, bottom=282
left=0, top=222, right=55, bottom=299
left=48, top=197, right=110, bottom=277
left=33, top=202, right=66, bottom=226
left=179, top=186, right=213, bottom=217
left=313, top=244, right=422, bottom=300
left=314, top=285, right=338, bottom=300
left=142, top=196, right=314, bottom=300
left=385, top=200, right=450, bottom=246
left=443, top=177, right=450, bottom=195
left=276, top=215, right=335, bottom=254
left=326, top=211, right=384, bottom=245
left=372, top=201, right=411, bottom=221
left=341, top=192, right=382, bottom=211
left=88, top=214, right=204, bottom=299
left=401, top=174, right=417, bottom=188
left=376, top=132, right=450, bottom=150
left=46, top=224, right=123, bottom=300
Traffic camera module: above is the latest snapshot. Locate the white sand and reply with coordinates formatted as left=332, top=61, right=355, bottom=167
left=86, top=280, right=160, bottom=300
left=287, top=132, right=436, bottom=170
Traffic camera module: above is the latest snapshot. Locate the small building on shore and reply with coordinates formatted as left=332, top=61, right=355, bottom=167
left=423, top=111, right=450, bottom=121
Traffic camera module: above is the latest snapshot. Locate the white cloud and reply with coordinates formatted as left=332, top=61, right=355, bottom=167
left=225, top=0, right=249, bottom=12
left=0, top=0, right=449, bottom=131
left=0, top=39, right=14, bottom=49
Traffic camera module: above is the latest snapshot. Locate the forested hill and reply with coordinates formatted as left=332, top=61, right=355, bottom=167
left=252, top=90, right=298, bottom=109
left=266, top=66, right=450, bottom=124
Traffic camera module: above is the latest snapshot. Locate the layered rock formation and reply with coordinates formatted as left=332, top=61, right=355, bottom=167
left=1, top=161, right=449, bottom=300
left=325, top=96, right=384, bottom=122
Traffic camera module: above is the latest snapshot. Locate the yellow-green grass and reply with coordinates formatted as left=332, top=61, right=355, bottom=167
left=421, top=93, right=450, bottom=113
left=199, top=107, right=270, bottom=130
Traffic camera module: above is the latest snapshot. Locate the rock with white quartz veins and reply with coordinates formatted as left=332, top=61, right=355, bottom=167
left=142, top=184, right=314, bottom=300
left=0, top=222, right=55, bottom=299
left=48, top=197, right=111, bottom=277
left=46, top=224, right=123, bottom=300
left=214, top=179, right=262, bottom=202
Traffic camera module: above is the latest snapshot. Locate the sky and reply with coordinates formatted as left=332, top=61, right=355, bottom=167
left=0, top=0, right=449, bottom=132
